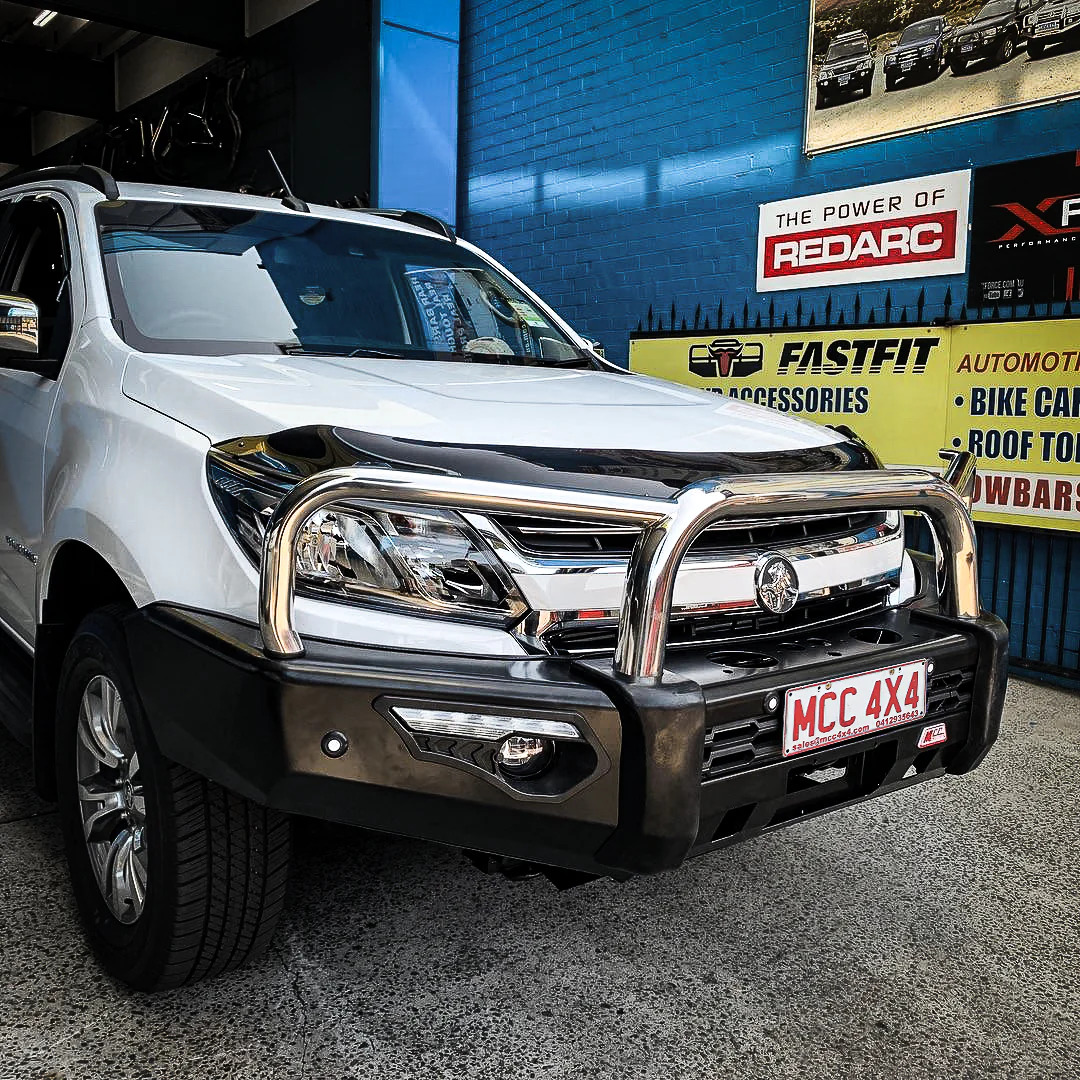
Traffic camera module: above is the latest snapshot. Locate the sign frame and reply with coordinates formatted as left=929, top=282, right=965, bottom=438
left=968, top=150, right=1080, bottom=310
left=756, top=171, right=970, bottom=293
left=802, top=2, right=1080, bottom=158
left=629, top=319, right=1080, bottom=534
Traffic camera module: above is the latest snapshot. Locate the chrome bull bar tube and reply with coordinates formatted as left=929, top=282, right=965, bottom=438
left=259, top=453, right=981, bottom=680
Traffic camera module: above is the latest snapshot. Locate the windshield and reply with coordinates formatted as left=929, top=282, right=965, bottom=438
left=825, top=39, right=867, bottom=61
left=96, top=201, right=591, bottom=365
left=900, top=21, right=938, bottom=42
left=976, top=1, right=1014, bottom=19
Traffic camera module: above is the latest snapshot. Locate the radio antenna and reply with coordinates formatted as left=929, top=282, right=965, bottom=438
left=266, top=149, right=309, bottom=213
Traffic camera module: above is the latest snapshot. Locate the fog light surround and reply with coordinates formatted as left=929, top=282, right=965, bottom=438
left=376, top=696, right=609, bottom=801
left=494, top=735, right=555, bottom=778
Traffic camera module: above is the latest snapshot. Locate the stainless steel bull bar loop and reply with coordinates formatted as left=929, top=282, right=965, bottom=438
left=259, top=452, right=981, bottom=681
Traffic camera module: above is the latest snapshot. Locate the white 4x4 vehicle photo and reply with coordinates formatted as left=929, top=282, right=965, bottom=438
left=0, top=166, right=1007, bottom=990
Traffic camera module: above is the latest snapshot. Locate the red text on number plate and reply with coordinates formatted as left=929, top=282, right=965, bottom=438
left=782, top=659, right=928, bottom=758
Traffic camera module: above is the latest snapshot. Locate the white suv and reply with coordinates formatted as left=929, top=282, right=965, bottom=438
left=0, top=166, right=1007, bottom=990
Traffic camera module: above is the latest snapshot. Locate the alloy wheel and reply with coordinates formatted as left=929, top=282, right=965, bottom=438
left=75, top=674, right=149, bottom=924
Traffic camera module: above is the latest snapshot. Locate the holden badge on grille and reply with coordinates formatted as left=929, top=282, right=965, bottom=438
left=754, top=554, right=799, bottom=614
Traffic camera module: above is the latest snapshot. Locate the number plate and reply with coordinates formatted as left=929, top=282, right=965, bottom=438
left=783, top=659, right=928, bottom=758
left=838, top=74, right=850, bottom=84
left=961, top=43, right=975, bottom=52
left=901, top=60, right=913, bottom=69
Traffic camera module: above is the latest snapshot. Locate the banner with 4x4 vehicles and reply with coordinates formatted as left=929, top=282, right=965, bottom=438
left=806, top=0, right=1080, bottom=155
left=629, top=320, right=1080, bottom=532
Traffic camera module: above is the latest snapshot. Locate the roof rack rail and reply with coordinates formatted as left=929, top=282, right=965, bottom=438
left=0, top=165, right=120, bottom=201
left=362, top=208, right=456, bottom=242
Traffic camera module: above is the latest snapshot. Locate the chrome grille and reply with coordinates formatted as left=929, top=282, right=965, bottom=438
left=544, top=586, right=892, bottom=658
left=495, top=510, right=889, bottom=558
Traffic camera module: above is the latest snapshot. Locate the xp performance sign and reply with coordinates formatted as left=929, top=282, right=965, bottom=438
left=968, top=151, right=1080, bottom=309
left=757, top=171, right=970, bottom=292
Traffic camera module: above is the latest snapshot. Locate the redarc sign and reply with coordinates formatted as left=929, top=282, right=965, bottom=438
left=757, top=171, right=970, bottom=292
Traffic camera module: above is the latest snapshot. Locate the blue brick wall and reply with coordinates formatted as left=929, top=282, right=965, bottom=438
left=459, top=0, right=1080, bottom=364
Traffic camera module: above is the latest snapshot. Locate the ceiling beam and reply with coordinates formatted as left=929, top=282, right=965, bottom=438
left=0, top=42, right=113, bottom=118
left=16, top=1, right=245, bottom=49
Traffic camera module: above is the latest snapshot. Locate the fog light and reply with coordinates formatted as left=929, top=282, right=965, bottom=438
left=495, top=735, right=555, bottom=778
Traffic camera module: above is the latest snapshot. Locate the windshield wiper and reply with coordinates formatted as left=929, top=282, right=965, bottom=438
left=436, top=350, right=596, bottom=368
left=278, top=343, right=411, bottom=360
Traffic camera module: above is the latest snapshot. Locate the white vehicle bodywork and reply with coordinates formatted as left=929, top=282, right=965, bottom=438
left=0, top=180, right=904, bottom=659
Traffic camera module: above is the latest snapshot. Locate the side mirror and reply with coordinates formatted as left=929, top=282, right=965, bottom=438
left=0, top=294, right=39, bottom=357
left=585, top=339, right=605, bottom=358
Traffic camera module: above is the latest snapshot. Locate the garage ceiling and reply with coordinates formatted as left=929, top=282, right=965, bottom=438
left=0, top=1, right=312, bottom=167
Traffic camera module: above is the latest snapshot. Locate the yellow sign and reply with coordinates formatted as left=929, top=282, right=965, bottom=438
left=630, top=320, right=1080, bottom=533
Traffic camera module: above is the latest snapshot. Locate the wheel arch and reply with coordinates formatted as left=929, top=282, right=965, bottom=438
left=33, top=539, right=137, bottom=798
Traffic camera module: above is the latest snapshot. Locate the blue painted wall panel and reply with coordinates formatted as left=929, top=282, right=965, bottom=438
left=382, top=0, right=460, bottom=39
left=376, top=1, right=460, bottom=224
left=459, top=1, right=1080, bottom=682
left=459, top=0, right=1080, bottom=362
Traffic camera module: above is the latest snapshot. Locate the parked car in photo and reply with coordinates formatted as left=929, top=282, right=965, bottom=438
left=947, top=0, right=1032, bottom=71
left=0, top=165, right=1007, bottom=991
left=815, top=29, right=875, bottom=107
left=884, top=16, right=949, bottom=88
left=1023, top=0, right=1080, bottom=57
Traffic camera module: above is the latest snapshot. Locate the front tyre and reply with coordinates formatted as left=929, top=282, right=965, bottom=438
left=1027, top=39, right=1045, bottom=58
left=995, top=35, right=1015, bottom=64
left=56, top=608, right=291, bottom=991
left=950, top=56, right=968, bottom=73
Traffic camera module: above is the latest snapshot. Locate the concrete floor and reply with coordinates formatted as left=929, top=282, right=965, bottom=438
left=0, top=679, right=1077, bottom=1080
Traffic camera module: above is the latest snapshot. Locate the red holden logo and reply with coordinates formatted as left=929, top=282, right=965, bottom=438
left=990, top=194, right=1080, bottom=242
left=688, top=337, right=764, bottom=378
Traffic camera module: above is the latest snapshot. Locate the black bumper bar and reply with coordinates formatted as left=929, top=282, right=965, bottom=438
left=124, top=601, right=1008, bottom=879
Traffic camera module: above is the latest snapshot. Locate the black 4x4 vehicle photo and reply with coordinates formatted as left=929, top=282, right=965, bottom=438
left=948, top=0, right=1034, bottom=71
left=815, top=30, right=875, bottom=107
left=1023, top=0, right=1080, bottom=58
left=884, top=16, right=948, bottom=88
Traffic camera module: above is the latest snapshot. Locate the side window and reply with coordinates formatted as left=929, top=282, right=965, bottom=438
left=0, top=196, right=73, bottom=360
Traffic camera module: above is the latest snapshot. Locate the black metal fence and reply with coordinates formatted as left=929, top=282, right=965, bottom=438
left=633, top=285, right=1077, bottom=334
left=908, top=520, right=1079, bottom=685
left=631, top=288, right=1080, bottom=686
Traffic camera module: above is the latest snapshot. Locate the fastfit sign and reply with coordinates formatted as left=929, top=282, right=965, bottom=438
left=757, top=171, right=970, bottom=292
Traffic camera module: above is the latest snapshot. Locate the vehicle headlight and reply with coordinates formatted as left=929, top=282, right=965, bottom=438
left=818, top=70, right=829, bottom=82
left=920, top=44, right=935, bottom=55
left=207, top=459, right=527, bottom=623
left=1067, top=5, right=1080, bottom=19
left=293, top=505, right=522, bottom=617
left=885, top=53, right=896, bottom=64
left=983, top=27, right=1000, bottom=38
